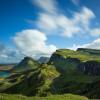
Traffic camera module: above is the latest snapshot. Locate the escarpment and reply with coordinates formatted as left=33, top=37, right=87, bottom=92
left=49, top=48, right=100, bottom=75
left=78, top=61, right=100, bottom=75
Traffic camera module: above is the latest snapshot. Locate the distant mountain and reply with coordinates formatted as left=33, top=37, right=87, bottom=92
left=38, top=57, right=49, bottom=64
left=12, top=57, right=39, bottom=73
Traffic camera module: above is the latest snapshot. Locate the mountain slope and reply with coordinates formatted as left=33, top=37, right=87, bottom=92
left=48, top=48, right=100, bottom=99
left=49, top=49, right=100, bottom=74
left=12, top=57, right=39, bottom=72
left=0, top=64, right=59, bottom=96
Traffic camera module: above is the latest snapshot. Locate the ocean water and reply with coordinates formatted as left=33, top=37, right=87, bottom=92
left=0, top=72, right=10, bottom=78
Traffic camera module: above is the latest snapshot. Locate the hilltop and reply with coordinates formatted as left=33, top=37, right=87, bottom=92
left=49, top=48, right=100, bottom=75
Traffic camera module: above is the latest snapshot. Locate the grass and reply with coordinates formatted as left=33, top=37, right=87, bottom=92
left=0, top=93, right=88, bottom=100
left=35, top=64, right=60, bottom=96
left=0, top=64, right=60, bottom=96
left=55, top=49, right=100, bottom=62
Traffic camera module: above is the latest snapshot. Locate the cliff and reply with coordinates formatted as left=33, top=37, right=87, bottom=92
left=49, top=48, right=100, bottom=75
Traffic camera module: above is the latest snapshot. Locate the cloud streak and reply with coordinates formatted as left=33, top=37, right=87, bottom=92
left=33, top=0, right=100, bottom=37
left=33, top=0, right=57, bottom=14
left=69, top=38, right=100, bottom=50
left=71, top=0, right=80, bottom=5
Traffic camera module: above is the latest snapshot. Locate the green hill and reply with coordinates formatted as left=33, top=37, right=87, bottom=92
left=48, top=48, right=100, bottom=99
left=0, top=64, right=59, bottom=96
left=49, top=48, right=100, bottom=74
left=12, top=57, right=39, bottom=73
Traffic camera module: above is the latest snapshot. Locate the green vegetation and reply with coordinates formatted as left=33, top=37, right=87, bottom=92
left=49, top=48, right=100, bottom=75
left=12, top=57, right=39, bottom=72
left=48, top=48, right=100, bottom=99
left=0, top=48, right=100, bottom=99
left=51, top=74, right=100, bottom=95
left=35, top=64, right=60, bottom=96
left=0, top=93, right=88, bottom=100
left=55, top=49, right=100, bottom=62
left=0, top=64, right=60, bottom=96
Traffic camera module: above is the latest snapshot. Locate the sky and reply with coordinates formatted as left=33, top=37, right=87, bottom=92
left=0, top=0, right=100, bottom=63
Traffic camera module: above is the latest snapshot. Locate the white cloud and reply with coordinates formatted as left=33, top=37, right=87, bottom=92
left=69, top=38, right=100, bottom=50
left=71, top=0, right=80, bottom=5
left=85, top=39, right=100, bottom=49
left=90, top=28, right=100, bottom=36
left=38, top=13, right=57, bottom=33
left=37, top=6, right=96, bottom=37
left=57, top=15, right=81, bottom=37
left=13, top=29, right=57, bottom=58
left=33, top=0, right=57, bottom=14
left=74, top=7, right=95, bottom=30
left=33, top=0, right=100, bottom=38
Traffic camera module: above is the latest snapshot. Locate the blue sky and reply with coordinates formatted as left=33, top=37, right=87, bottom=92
left=0, top=0, right=100, bottom=63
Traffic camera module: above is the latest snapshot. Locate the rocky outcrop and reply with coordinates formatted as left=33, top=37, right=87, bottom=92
left=49, top=53, right=80, bottom=73
left=78, top=61, right=100, bottom=75
left=49, top=48, right=100, bottom=75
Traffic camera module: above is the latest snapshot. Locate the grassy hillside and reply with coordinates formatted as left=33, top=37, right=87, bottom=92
left=54, top=49, right=100, bottom=62
left=48, top=48, right=100, bottom=99
left=12, top=57, right=39, bottom=72
left=0, top=64, right=59, bottom=96
left=0, top=93, right=88, bottom=100
left=49, top=48, right=100, bottom=74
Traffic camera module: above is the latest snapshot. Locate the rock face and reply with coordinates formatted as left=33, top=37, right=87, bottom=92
left=49, top=48, right=100, bottom=75
left=49, top=53, right=80, bottom=73
left=47, top=48, right=100, bottom=99
left=78, top=61, right=100, bottom=75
